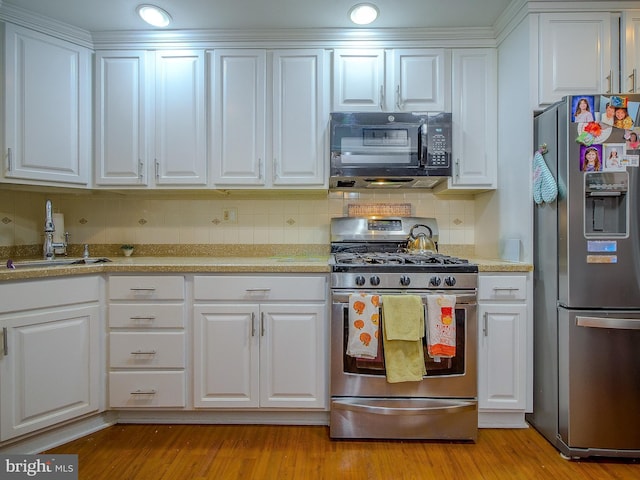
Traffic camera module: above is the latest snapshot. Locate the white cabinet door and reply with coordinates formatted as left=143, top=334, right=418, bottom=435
left=445, top=49, right=497, bottom=191
left=193, top=304, right=260, bottom=407
left=95, top=50, right=149, bottom=185
left=389, top=49, right=447, bottom=112
left=260, top=304, right=326, bottom=408
left=193, top=297, right=327, bottom=409
left=621, top=10, right=640, bottom=93
left=3, top=23, right=91, bottom=186
left=154, top=50, right=207, bottom=185
left=333, top=49, right=446, bottom=112
left=0, top=305, right=100, bottom=441
left=210, top=49, right=267, bottom=186
left=333, top=49, right=385, bottom=111
left=271, top=49, right=328, bottom=187
left=538, top=13, right=614, bottom=105
left=478, top=304, right=527, bottom=411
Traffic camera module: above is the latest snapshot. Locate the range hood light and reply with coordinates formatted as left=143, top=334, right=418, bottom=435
left=136, top=4, right=172, bottom=27
left=349, top=3, right=379, bottom=25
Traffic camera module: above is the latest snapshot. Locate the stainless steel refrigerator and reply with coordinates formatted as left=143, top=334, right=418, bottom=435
left=530, top=94, right=640, bottom=458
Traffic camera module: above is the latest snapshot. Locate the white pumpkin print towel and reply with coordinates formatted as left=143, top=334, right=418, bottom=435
left=347, top=293, right=380, bottom=359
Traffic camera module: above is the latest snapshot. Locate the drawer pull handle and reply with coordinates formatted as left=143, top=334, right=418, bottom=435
left=130, top=287, right=156, bottom=292
left=131, top=389, right=157, bottom=395
left=492, top=287, right=520, bottom=292
left=130, top=316, right=156, bottom=321
left=131, top=350, right=157, bottom=355
left=246, top=288, right=271, bottom=292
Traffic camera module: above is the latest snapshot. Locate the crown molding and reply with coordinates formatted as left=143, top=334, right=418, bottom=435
left=0, top=2, right=92, bottom=48
left=90, top=26, right=498, bottom=50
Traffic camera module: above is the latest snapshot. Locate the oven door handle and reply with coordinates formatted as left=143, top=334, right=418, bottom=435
left=331, top=398, right=477, bottom=416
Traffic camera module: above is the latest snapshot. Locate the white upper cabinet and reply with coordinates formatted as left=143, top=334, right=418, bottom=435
left=210, top=49, right=267, bottom=186
left=95, top=49, right=207, bottom=187
left=390, top=49, right=447, bottom=112
left=2, top=23, right=91, bottom=186
left=210, top=49, right=328, bottom=188
left=154, top=50, right=207, bottom=186
left=440, top=48, right=497, bottom=192
left=95, top=50, right=149, bottom=185
left=537, top=12, right=614, bottom=106
left=271, top=50, right=328, bottom=187
left=333, top=49, right=385, bottom=111
left=333, top=48, right=447, bottom=112
left=621, top=10, right=640, bottom=93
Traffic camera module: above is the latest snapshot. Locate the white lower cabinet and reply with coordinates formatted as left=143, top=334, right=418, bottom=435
left=477, top=273, right=530, bottom=428
left=0, top=276, right=102, bottom=442
left=193, top=275, right=328, bottom=409
left=108, top=275, right=186, bottom=408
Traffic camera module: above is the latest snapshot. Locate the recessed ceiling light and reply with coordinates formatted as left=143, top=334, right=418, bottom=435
left=136, top=4, right=172, bottom=27
left=349, top=3, right=379, bottom=25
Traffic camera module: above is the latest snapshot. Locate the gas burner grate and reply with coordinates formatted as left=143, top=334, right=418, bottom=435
left=333, top=251, right=469, bottom=266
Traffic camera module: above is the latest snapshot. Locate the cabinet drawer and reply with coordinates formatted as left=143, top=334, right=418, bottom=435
left=193, top=275, right=326, bottom=301
left=110, top=332, right=185, bottom=368
left=478, top=275, right=527, bottom=301
left=109, top=371, right=185, bottom=408
left=109, top=276, right=185, bottom=301
left=109, top=303, right=185, bottom=328
left=0, top=276, right=100, bottom=314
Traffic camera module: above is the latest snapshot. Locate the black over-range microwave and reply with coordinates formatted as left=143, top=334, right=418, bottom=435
left=329, top=111, right=452, bottom=189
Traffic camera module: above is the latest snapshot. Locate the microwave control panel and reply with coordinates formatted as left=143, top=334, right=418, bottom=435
left=423, top=113, right=452, bottom=169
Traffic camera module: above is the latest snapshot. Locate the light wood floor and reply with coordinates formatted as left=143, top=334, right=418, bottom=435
left=45, top=424, right=640, bottom=479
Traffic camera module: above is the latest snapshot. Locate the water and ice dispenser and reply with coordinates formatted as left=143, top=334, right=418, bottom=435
left=584, top=171, right=629, bottom=237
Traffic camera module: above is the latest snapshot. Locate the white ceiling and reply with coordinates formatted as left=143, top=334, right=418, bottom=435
left=2, top=0, right=516, bottom=32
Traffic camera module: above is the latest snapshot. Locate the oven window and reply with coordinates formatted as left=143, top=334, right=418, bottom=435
left=342, top=306, right=466, bottom=377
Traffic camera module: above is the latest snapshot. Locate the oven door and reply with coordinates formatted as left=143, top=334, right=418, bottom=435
left=330, top=290, right=477, bottom=398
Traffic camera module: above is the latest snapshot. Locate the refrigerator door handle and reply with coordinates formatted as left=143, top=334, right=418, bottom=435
left=576, top=315, right=640, bottom=330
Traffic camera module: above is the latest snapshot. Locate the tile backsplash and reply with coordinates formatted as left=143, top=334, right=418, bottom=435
left=0, top=188, right=476, bottom=248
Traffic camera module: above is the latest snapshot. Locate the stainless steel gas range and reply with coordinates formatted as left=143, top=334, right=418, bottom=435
left=329, top=216, right=478, bottom=440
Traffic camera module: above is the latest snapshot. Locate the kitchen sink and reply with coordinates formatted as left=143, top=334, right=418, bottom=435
left=6, top=257, right=112, bottom=269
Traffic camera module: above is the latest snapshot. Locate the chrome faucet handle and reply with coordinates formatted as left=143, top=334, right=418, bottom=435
left=44, top=199, right=55, bottom=232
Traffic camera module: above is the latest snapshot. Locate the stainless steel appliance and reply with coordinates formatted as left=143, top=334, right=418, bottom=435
left=329, top=112, right=452, bottom=189
left=530, top=94, right=640, bottom=458
left=329, top=216, right=478, bottom=440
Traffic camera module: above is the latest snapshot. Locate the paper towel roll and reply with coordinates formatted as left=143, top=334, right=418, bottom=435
left=52, top=213, right=65, bottom=244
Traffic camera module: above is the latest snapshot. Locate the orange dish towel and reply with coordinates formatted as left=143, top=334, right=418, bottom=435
left=346, top=293, right=381, bottom=359
left=426, top=294, right=457, bottom=358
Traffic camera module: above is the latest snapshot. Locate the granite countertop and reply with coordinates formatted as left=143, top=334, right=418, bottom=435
left=0, top=256, right=332, bottom=281
left=471, top=257, right=534, bottom=273
left=0, top=254, right=532, bottom=281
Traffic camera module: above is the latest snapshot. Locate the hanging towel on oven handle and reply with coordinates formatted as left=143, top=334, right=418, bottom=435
left=346, top=293, right=380, bottom=359
left=382, top=294, right=426, bottom=383
left=426, top=294, right=457, bottom=358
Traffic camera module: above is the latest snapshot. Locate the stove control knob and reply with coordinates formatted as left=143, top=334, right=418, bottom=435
left=429, top=276, right=442, bottom=287
left=400, top=275, right=411, bottom=286
left=444, top=276, right=457, bottom=287
left=370, top=275, right=381, bottom=286
left=355, top=275, right=366, bottom=286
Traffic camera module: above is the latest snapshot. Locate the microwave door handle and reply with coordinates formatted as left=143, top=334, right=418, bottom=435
left=418, top=123, right=426, bottom=166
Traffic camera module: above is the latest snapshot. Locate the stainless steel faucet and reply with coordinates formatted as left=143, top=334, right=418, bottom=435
left=43, top=199, right=69, bottom=259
